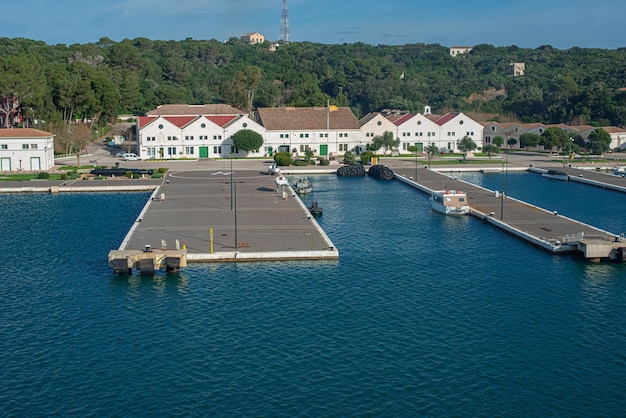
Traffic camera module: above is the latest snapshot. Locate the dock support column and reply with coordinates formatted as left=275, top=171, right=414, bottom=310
left=210, top=228, right=214, bottom=254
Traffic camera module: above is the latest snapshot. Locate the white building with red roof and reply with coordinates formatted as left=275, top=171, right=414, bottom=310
left=361, top=106, right=483, bottom=153
left=137, top=104, right=265, bottom=159
left=0, top=128, right=55, bottom=171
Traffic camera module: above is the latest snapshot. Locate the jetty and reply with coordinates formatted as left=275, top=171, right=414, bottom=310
left=110, top=166, right=338, bottom=274
left=391, top=164, right=626, bottom=262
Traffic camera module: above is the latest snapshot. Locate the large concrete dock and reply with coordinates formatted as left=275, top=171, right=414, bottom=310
left=387, top=161, right=625, bottom=261
left=114, top=162, right=338, bottom=269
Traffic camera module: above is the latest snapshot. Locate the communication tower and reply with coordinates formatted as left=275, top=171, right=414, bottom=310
left=279, top=0, right=291, bottom=42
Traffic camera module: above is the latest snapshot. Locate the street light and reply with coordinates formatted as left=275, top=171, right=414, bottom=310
left=500, top=151, right=508, bottom=220
left=225, top=180, right=245, bottom=249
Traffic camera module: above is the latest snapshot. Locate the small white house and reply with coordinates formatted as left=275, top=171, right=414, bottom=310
left=0, top=128, right=55, bottom=171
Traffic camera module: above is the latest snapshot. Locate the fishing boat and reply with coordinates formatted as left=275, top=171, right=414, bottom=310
left=542, top=169, right=569, bottom=181
left=292, top=177, right=313, bottom=194
left=307, top=199, right=323, bottom=217
left=613, top=167, right=626, bottom=176
left=430, top=190, right=469, bottom=216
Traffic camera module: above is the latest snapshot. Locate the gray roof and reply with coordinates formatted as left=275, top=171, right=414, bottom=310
left=146, top=104, right=245, bottom=116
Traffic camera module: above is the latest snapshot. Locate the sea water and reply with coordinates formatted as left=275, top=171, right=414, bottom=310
left=0, top=175, right=625, bottom=417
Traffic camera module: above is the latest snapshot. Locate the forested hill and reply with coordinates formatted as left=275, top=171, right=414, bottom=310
left=1, top=36, right=626, bottom=128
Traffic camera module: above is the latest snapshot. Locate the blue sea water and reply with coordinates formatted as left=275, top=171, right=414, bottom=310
left=0, top=175, right=625, bottom=417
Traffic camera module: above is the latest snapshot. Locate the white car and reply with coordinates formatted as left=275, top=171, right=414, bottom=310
left=121, top=153, right=140, bottom=161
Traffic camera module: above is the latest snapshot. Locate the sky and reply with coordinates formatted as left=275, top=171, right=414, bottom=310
left=2, top=0, right=625, bottom=49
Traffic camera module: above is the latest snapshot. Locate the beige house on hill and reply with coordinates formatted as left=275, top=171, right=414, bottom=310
left=241, top=32, right=265, bottom=44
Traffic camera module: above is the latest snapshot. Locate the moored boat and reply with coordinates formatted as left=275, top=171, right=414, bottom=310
left=293, top=177, right=313, bottom=194
left=307, top=199, right=323, bottom=216
left=542, top=169, right=569, bottom=181
left=430, top=190, right=469, bottom=216
left=613, top=167, right=626, bottom=176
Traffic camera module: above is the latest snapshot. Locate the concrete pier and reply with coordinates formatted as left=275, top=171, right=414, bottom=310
left=112, top=166, right=338, bottom=270
left=390, top=164, right=625, bottom=261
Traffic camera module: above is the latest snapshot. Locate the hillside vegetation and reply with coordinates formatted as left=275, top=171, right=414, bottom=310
left=1, top=37, right=625, bottom=130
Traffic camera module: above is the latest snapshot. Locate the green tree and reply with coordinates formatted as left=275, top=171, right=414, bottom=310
left=492, top=136, right=504, bottom=147
left=232, top=129, right=263, bottom=153
left=587, top=127, right=612, bottom=154
left=483, top=144, right=500, bottom=159
left=519, top=133, right=541, bottom=150
left=541, top=127, right=569, bottom=155
left=372, top=131, right=400, bottom=155
left=507, top=137, right=518, bottom=149
left=457, top=136, right=477, bottom=160
left=221, top=66, right=263, bottom=113
left=425, top=143, right=439, bottom=169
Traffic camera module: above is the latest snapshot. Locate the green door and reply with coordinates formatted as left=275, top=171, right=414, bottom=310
left=268, top=147, right=273, bottom=156
left=199, top=146, right=209, bottom=158
left=320, top=144, right=328, bottom=156
left=416, top=143, right=423, bottom=152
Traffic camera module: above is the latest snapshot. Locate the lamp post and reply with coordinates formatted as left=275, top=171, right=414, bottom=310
left=500, top=151, right=508, bottom=220
left=225, top=180, right=245, bottom=249
left=229, top=153, right=233, bottom=210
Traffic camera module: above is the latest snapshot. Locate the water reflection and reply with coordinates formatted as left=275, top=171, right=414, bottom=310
left=110, top=272, right=189, bottom=296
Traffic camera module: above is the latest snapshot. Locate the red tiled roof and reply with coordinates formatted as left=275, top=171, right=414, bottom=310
left=0, top=128, right=53, bottom=138
left=393, top=113, right=415, bottom=126
left=206, top=115, right=238, bottom=127
left=433, top=112, right=459, bottom=126
left=256, top=107, right=360, bottom=130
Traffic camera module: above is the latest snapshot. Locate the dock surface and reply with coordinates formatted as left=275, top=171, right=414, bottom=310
left=118, top=164, right=338, bottom=263
left=387, top=162, right=623, bottom=259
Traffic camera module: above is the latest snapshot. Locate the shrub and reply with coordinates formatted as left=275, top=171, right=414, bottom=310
left=37, top=172, right=50, bottom=179
left=151, top=172, right=163, bottom=179
left=60, top=173, right=67, bottom=180
left=360, top=151, right=375, bottom=165
left=293, top=159, right=308, bottom=166
left=133, top=173, right=141, bottom=179
left=319, top=158, right=330, bottom=166
left=158, top=167, right=168, bottom=173
left=125, top=171, right=132, bottom=179
left=274, top=153, right=293, bottom=166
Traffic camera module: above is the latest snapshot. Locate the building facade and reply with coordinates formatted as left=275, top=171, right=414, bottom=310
left=137, top=104, right=265, bottom=159
left=255, top=106, right=363, bottom=157
left=0, top=128, right=55, bottom=171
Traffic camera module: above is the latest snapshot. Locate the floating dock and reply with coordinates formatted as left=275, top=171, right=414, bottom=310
left=393, top=165, right=626, bottom=262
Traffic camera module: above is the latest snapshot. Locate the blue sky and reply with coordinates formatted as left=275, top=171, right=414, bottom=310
left=2, top=0, right=624, bottom=49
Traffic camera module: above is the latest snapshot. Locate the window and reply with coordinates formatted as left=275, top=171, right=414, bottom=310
left=417, top=121, right=422, bottom=125
left=1, top=144, right=7, bottom=149
left=213, top=135, right=222, bottom=140
left=168, top=136, right=173, bottom=141
left=185, top=136, right=189, bottom=140
left=31, top=144, right=38, bottom=149
left=22, top=144, right=29, bottom=149
left=377, top=121, right=382, bottom=126
left=147, top=148, right=156, bottom=157
left=242, top=123, right=248, bottom=128
left=167, top=147, right=177, bottom=156
left=459, top=120, right=464, bottom=125
left=491, top=126, right=496, bottom=131
left=201, top=123, right=206, bottom=128
left=320, top=133, right=328, bottom=138
left=158, top=124, right=163, bottom=129
left=300, top=144, right=306, bottom=152
left=339, top=143, right=348, bottom=152
left=185, top=146, right=194, bottom=154
left=213, top=146, right=222, bottom=154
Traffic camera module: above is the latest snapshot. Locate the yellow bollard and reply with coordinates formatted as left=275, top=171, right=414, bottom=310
left=209, top=228, right=214, bottom=254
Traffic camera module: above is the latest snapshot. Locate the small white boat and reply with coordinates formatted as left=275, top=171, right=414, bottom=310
left=430, top=190, right=469, bottom=216
left=268, top=163, right=281, bottom=175
left=293, top=177, right=313, bottom=194
left=613, top=167, right=626, bottom=176
left=542, top=169, right=569, bottom=181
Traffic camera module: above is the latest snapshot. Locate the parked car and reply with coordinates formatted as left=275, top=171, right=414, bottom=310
left=121, top=153, right=140, bottom=161
left=115, top=151, right=126, bottom=157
